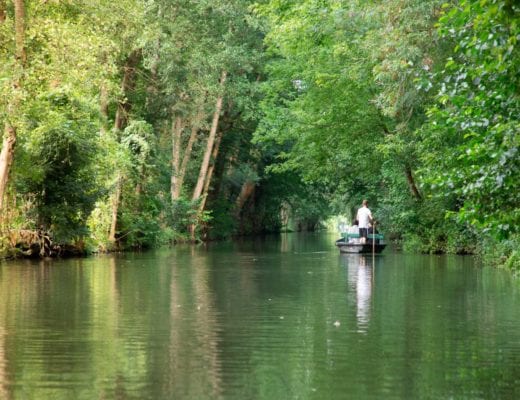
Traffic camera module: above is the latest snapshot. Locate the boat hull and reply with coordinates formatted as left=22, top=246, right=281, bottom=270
left=335, top=239, right=386, bottom=254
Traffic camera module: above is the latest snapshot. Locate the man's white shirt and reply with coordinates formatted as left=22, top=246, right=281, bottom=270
left=356, top=206, right=372, bottom=229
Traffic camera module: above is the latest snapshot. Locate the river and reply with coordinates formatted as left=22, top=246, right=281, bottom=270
left=0, top=233, right=519, bottom=399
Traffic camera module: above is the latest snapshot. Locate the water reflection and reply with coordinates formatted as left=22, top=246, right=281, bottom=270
left=0, top=236, right=519, bottom=399
left=0, top=324, right=6, bottom=400
left=167, top=252, right=222, bottom=398
left=356, top=257, right=372, bottom=332
left=344, top=255, right=375, bottom=333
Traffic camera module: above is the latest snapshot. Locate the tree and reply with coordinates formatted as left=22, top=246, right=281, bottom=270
left=0, top=0, right=25, bottom=221
left=420, top=0, right=520, bottom=239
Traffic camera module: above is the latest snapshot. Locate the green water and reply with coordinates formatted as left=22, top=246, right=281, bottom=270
left=0, top=233, right=519, bottom=399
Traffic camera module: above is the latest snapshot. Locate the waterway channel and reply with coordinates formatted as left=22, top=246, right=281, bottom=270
left=0, top=233, right=519, bottom=399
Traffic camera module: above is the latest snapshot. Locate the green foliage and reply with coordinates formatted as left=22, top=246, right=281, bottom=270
left=482, top=234, right=520, bottom=274
left=254, top=0, right=382, bottom=225
left=170, top=198, right=205, bottom=238
left=119, top=190, right=172, bottom=248
left=86, top=199, right=113, bottom=251
left=252, top=0, right=518, bottom=266
left=253, top=0, right=443, bottom=238
left=205, top=197, right=235, bottom=240
left=420, top=0, right=520, bottom=240
left=15, top=91, right=102, bottom=243
left=121, top=120, right=155, bottom=183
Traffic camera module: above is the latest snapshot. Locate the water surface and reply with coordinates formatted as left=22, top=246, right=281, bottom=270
left=0, top=233, right=519, bottom=399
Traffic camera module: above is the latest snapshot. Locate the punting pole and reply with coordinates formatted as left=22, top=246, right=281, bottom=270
left=372, top=221, right=376, bottom=283
left=372, top=221, right=376, bottom=259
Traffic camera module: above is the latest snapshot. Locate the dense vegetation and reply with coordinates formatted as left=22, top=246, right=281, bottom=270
left=0, top=0, right=518, bottom=269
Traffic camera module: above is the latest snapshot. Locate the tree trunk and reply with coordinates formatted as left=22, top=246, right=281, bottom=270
left=0, top=0, right=25, bottom=219
left=0, top=127, right=16, bottom=217
left=108, top=49, right=141, bottom=246
left=235, top=180, right=256, bottom=216
left=13, top=0, right=26, bottom=65
left=0, top=0, right=6, bottom=23
left=108, top=173, right=122, bottom=244
left=114, top=49, right=141, bottom=131
left=203, top=103, right=236, bottom=202
left=192, top=70, right=227, bottom=201
left=99, top=83, right=109, bottom=135
left=199, top=131, right=223, bottom=213
left=146, top=40, right=160, bottom=108
left=174, top=111, right=204, bottom=200
left=405, top=165, right=422, bottom=200
left=189, top=71, right=227, bottom=242
left=170, top=116, right=183, bottom=203
left=135, top=164, right=144, bottom=195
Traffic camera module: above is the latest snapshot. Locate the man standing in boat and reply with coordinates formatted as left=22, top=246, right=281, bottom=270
left=356, top=200, right=373, bottom=243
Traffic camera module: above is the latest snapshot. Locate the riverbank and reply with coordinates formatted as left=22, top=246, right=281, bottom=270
left=2, top=228, right=519, bottom=277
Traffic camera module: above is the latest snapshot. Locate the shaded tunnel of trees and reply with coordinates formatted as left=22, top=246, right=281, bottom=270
left=0, top=0, right=518, bottom=269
